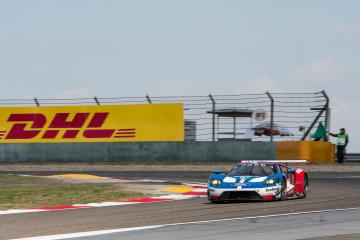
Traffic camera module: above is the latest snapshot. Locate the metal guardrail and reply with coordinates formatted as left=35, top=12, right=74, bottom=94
left=346, top=153, right=360, bottom=162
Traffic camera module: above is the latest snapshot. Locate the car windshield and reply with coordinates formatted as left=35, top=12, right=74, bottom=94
left=227, top=164, right=278, bottom=177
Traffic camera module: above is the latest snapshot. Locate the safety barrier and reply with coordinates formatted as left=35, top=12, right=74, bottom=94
left=346, top=153, right=360, bottom=162
left=276, top=141, right=335, bottom=164
left=0, top=141, right=276, bottom=163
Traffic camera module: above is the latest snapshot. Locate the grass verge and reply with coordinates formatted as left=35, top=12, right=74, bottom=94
left=0, top=174, right=148, bottom=210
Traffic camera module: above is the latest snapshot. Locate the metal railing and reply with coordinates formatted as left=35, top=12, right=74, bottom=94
left=0, top=91, right=329, bottom=142
left=346, top=153, right=360, bottom=162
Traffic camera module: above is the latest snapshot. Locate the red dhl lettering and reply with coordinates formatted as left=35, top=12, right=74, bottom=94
left=2, top=113, right=136, bottom=140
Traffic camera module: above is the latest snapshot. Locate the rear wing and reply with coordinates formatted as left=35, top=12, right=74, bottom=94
left=240, top=160, right=308, bottom=176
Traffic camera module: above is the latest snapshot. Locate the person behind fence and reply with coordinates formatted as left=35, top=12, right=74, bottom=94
left=329, top=128, right=349, bottom=164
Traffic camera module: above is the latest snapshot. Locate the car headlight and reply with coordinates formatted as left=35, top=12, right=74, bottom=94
left=210, top=179, right=222, bottom=185
left=264, top=178, right=279, bottom=185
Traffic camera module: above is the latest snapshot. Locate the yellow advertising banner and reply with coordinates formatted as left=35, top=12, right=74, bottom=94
left=0, top=103, right=184, bottom=143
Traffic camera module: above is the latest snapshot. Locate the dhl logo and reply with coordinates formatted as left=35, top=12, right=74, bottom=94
left=0, top=113, right=136, bottom=140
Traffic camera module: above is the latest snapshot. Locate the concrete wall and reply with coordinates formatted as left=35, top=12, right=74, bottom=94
left=0, top=141, right=276, bottom=163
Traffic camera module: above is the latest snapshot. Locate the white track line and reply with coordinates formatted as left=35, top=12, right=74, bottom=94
left=12, top=207, right=360, bottom=240
left=11, top=226, right=160, bottom=240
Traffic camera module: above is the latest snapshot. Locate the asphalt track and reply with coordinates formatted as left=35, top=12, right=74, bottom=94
left=39, top=208, right=360, bottom=240
left=1, top=171, right=360, bottom=240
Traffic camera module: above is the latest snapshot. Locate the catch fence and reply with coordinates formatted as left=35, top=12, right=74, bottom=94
left=0, top=91, right=329, bottom=142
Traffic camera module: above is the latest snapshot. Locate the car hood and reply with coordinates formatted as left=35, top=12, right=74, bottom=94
left=222, top=176, right=268, bottom=184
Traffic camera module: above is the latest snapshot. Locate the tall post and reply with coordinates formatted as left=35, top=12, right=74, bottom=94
left=326, top=108, right=331, bottom=137
left=209, top=94, right=216, bottom=142
left=301, top=90, right=329, bottom=141
left=266, top=92, right=274, bottom=142
left=146, top=95, right=152, bottom=104
left=322, top=90, right=330, bottom=141
left=233, top=116, right=236, bottom=140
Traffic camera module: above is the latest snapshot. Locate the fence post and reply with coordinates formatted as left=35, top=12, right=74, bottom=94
left=301, top=91, right=329, bottom=141
left=94, top=96, right=100, bottom=105
left=322, top=90, right=330, bottom=141
left=266, top=92, right=274, bottom=142
left=146, top=95, right=152, bottom=104
left=209, top=94, right=216, bottom=142
left=34, top=97, right=40, bottom=107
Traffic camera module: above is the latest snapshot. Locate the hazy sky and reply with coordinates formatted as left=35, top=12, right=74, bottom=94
left=0, top=1, right=359, bottom=150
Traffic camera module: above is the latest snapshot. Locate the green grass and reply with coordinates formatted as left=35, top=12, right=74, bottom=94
left=0, top=175, right=147, bottom=210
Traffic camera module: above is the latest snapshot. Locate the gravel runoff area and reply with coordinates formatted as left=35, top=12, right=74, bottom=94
left=0, top=162, right=360, bottom=172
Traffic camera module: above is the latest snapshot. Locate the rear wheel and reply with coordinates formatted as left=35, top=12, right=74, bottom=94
left=280, top=179, right=287, bottom=201
left=301, top=175, right=309, bottom=199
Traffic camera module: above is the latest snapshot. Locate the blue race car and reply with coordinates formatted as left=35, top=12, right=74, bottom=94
left=207, top=160, right=309, bottom=203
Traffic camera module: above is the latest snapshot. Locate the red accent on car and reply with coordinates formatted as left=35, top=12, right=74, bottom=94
left=294, top=168, right=306, bottom=194
left=210, top=195, right=221, bottom=201
left=262, top=195, right=276, bottom=200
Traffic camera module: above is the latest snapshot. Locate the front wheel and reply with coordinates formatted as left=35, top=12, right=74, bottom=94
left=280, top=180, right=287, bottom=201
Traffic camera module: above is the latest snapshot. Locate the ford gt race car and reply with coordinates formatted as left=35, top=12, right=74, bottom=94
left=208, top=160, right=309, bottom=203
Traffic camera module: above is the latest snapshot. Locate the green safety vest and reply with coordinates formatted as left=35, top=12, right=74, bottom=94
left=337, top=134, right=348, bottom=146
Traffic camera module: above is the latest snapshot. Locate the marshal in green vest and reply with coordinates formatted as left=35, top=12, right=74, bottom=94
left=337, top=134, right=348, bottom=146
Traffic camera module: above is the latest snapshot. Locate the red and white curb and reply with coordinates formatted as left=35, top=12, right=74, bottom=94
left=0, top=180, right=207, bottom=216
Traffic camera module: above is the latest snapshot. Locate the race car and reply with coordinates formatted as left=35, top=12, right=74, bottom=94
left=207, top=160, right=309, bottom=203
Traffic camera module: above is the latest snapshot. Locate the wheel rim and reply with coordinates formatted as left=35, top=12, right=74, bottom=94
left=281, top=181, right=286, bottom=200
left=304, top=177, right=309, bottom=195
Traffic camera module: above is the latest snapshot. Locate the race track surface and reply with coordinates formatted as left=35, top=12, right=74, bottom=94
left=1, top=171, right=360, bottom=239
left=63, top=208, right=360, bottom=240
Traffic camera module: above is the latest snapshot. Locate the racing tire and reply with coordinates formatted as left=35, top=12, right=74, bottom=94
left=280, top=179, right=287, bottom=201
left=300, top=175, right=309, bottom=199
left=208, top=195, right=224, bottom=204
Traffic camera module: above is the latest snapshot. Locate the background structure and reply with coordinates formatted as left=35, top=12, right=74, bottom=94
left=0, top=91, right=329, bottom=142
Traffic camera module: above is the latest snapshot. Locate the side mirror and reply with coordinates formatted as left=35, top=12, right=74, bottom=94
left=213, top=169, right=222, bottom=174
